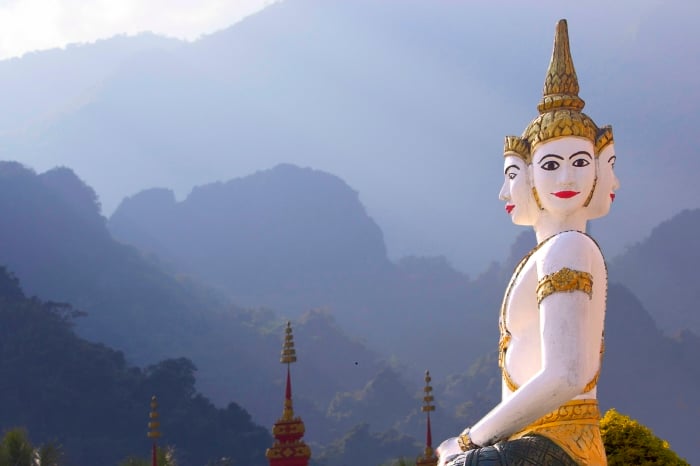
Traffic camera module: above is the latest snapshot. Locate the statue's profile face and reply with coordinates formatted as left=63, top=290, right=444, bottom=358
left=532, top=137, right=596, bottom=217
left=499, top=154, right=538, bottom=226
left=588, top=143, right=619, bottom=219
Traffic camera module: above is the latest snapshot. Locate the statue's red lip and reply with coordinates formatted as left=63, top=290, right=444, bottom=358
left=552, top=191, right=579, bottom=199
left=506, top=204, right=515, bottom=214
left=610, top=193, right=616, bottom=202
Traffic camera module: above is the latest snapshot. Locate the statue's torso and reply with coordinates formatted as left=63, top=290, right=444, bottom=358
left=497, top=231, right=608, bottom=465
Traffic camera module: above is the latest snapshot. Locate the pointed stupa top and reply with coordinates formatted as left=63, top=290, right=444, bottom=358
left=280, top=321, right=297, bottom=364
left=537, top=19, right=585, bottom=114
left=266, top=321, right=311, bottom=466
left=416, top=370, right=438, bottom=466
left=147, top=395, right=161, bottom=440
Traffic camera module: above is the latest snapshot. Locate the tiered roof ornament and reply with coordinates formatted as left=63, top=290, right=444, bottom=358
left=416, top=370, right=437, bottom=466
left=265, top=322, right=311, bottom=466
left=147, top=395, right=161, bottom=466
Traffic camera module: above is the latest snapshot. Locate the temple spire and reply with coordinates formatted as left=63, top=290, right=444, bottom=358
left=416, top=370, right=438, bottom=466
left=147, top=395, right=161, bottom=466
left=266, top=321, right=311, bottom=466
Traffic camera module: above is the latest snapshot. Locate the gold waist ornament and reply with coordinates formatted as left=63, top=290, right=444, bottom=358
left=510, top=399, right=607, bottom=466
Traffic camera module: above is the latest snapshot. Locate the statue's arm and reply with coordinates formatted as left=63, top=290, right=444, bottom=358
left=467, top=233, right=603, bottom=447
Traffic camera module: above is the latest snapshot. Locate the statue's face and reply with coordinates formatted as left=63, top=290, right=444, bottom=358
left=531, top=137, right=596, bottom=217
left=499, top=154, right=538, bottom=225
left=588, top=143, right=619, bottom=219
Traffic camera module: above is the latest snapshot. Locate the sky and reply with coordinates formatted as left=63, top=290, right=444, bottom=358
left=0, top=0, right=280, bottom=59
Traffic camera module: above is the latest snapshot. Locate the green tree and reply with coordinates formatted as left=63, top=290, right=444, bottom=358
left=0, top=428, right=64, bottom=466
left=35, top=442, right=64, bottom=466
left=0, top=428, right=33, bottom=466
left=600, top=409, right=689, bottom=465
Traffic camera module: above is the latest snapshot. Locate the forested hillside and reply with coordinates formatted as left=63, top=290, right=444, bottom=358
left=0, top=267, right=270, bottom=465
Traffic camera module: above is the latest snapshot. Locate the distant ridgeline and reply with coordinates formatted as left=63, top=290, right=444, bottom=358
left=0, top=161, right=698, bottom=464
left=0, top=265, right=270, bottom=465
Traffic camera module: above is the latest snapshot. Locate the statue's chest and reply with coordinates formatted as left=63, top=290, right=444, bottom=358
left=503, top=257, right=540, bottom=337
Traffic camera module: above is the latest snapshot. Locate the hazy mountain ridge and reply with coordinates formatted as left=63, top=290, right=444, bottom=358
left=609, top=208, right=700, bottom=335
left=0, top=162, right=400, bottom=448
left=109, top=163, right=490, bottom=381
left=2, top=0, right=699, bottom=274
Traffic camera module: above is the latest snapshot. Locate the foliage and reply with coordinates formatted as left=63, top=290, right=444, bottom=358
left=0, top=268, right=271, bottom=466
left=600, top=409, right=689, bottom=465
left=0, top=428, right=63, bottom=466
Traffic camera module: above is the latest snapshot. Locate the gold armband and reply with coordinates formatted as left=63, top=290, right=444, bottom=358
left=536, top=267, right=593, bottom=305
left=457, top=428, right=480, bottom=452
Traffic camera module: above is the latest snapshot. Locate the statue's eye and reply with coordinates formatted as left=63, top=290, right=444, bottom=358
left=541, top=160, right=560, bottom=171
left=507, top=172, right=517, bottom=180
left=572, top=158, right=590, bottom=167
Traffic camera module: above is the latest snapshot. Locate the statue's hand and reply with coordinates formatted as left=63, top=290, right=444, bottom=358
left=436, top=437, right=461, bottom=466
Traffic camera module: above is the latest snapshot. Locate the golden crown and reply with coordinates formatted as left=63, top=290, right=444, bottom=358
left=503, top=135, right=531, bottom=163
left=522, top=20, right=598, bottom=149
left=595, top=125, right=614, bottom=154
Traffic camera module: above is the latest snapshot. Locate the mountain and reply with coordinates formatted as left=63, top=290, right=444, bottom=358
left=108, top=163, right=493, bottom=382
left=0, top=161, right=392, bottom=444
left=1, top=0, right=699, bottom=274
left=0, top=266, right=271, bottom=466
left=609, top=208, right=700, bottom=335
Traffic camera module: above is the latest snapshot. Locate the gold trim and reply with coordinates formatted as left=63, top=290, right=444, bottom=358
left=504, top=135, right=531, bottom=163
left=583, top=175, right=597, bottom=207
left=457, top=430, right=478, bottom=452
left=595, top=125, right=614, bottom=154
left=536, top=267, right=593, bottom=305
left=523, top=110, right=597, bottom=150
left=510, top=400, right=606, bottom=466
left=532, top=186, right=544, bottom=210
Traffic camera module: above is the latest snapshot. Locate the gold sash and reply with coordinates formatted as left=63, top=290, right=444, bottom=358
left=509, top=399, right=607, bottom=466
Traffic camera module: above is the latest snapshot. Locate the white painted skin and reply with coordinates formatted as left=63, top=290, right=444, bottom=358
left=499, top=153, right=539, bottom=226
left=588, top=142, right=620, bottom=219
left=437, top=136, right=609, bottom=464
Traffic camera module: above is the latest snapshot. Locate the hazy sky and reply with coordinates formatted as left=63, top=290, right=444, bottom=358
left=0, top=0, right=280, bottom=59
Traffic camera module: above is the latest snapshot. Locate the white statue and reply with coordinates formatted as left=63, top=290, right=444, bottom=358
left=437, top=19, right=617, bottom=466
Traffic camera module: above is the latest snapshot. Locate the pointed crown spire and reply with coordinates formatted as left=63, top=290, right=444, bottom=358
left=522, top=19, right=598, bottom=149
left=537, top=19, right=585, bottom=114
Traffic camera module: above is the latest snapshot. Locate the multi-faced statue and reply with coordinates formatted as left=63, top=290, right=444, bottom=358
left=589, top=125, right=620, bottom=219
left=438, top=19, right=612, bottom=466
left=499, top=136, right=538, bottom=226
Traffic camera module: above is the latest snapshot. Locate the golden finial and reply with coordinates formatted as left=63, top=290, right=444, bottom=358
left=422, top=370, right=435, bottom=414
left=280, top=321, right=297, bottom=365
left=537, top=19, right=585, bottom=114
left=147, top=395, right=161, bottom=439
left=595, top=125, right=614, bottom=154
left=522, top=19, right=597, bottom=149
left=503, top=136, right=531, bottom=163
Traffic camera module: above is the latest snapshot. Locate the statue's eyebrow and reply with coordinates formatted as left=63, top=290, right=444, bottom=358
left=538, top=154, right=563, bottom=164
left=505, top=164, right=520, bottom=175
left=569, top=151, right=592, bottom=159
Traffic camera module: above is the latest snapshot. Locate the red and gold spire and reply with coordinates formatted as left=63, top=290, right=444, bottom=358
left=416, top=370, right=438, bottom=466
left=147, top=395, right=161, bottom=466
left=266, top=322, right=311, bottom=466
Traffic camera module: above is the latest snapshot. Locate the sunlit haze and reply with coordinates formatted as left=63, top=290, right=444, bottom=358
left=0, top=0, right=281, bottom=59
